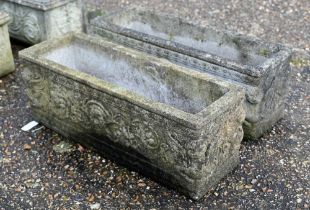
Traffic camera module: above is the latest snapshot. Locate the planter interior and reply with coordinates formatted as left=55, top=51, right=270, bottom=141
left=44, top=37, right=226, bottom=114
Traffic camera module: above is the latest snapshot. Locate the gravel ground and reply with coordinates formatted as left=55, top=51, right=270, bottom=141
left=0, top=0, right=309, bottom=209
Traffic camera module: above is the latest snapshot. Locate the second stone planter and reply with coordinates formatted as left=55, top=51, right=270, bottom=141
left=89, top=8, right=292, bottom=139
left=0, top=0, right=82, bottom=44
left=19, top=33, right=245, bottom=200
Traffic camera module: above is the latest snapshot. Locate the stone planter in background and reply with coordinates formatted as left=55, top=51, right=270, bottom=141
left=19, top=33, right=245, bottom=200
left=0, top=0, right=82, bottom=44
left=89, top=8, right=292, bottom=139
left=0, top=11, right=14, bottom=77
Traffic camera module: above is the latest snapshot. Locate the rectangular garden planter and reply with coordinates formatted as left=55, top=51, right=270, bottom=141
left=19, top=33, right=245, bottom=200
left=89, top=7, right=292, bottom=139
left=0, top=11, right=14, bottom=77
left=0, top=0, right=82, bottom=44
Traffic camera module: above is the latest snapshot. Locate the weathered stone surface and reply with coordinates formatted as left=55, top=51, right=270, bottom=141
left=0, top=0, right=82, bottom=44
left=0, top=11, right=14, bottom=77
left=89, top=8, right=292, bottom=139
left=19, top=33, right=246, bottom=200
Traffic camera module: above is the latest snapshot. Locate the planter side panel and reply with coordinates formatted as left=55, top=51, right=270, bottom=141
left=44, top=1, right=82, bottom=40
left=244, top=54, right=292, bottom=138
left=188, top=95, right=245, bottom=199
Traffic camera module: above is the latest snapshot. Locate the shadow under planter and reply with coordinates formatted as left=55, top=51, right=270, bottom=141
left=0, top=11, right=14, bottom=77
left=0, top=0, right=82, bottom=44
left=19, top=33, right=245, bottom=200
left=89, top=7, right=292, bottom=139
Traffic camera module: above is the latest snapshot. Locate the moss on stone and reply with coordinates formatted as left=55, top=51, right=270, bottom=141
left=87, top=9, right=106, bottom=22
left=258, top=48, right=270, bottom=57
left=194, top=34, right=205, bottom=42
left=168, top=33, right=175, bottom=41
left=231, top=37, right=242, bottom=49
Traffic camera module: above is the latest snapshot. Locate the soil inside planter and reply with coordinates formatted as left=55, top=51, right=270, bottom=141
left=43, top=39, right=227, bottom=114
left=107, top=10, right=277, bottom=67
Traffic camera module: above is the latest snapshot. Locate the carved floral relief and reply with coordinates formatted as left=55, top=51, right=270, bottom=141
left=25, top=70, right=180, bottom=170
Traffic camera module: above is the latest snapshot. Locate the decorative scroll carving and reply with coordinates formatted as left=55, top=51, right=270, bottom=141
left=21, top=65, right=49, bottom=111
left=0, top=2, right=42, bottom=43
left=50, top=85, right=70, bottom=120
left=83, top=100, right=163, bottom=155
left=44, top=73, right=167, bottom=162
left=23, top=12, right=41, bottom=43
left=86, top=100, right=111, bottom=127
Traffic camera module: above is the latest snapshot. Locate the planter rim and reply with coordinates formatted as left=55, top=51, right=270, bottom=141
left=0, top=11, right=10, bottom=25
left=19, top=33, right=245, bottom=129
left=2, top=0, right=79, bottom=11
left=91, top=7, right=292, bottom=79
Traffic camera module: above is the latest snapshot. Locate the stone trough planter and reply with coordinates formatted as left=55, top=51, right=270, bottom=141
left=19, top=33, right=245, bottom=200
left=0, top=11, right=14, bottom=77
left=0, top=0, right=82, bottom=44
left=89, top=8, right=292, bottom=139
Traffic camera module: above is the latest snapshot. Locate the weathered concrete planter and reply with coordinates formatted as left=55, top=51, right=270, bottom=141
left=0, top=0, right=82, bottom=44
left=89, top=8, right=292, bottom=139
left=0, top=11, right=14, bottom=77
left=19, top=33, right=245, bottom=199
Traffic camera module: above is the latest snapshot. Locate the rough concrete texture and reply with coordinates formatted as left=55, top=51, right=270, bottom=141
left=19, top=33, right=246, bottom=199
left=89, top=7, right=292, bottom=139
left=0, top=0, right=82, bottom=44
left=0, top=11, right=14, bottom=77
left=0, top=0, right=309, bottom=209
